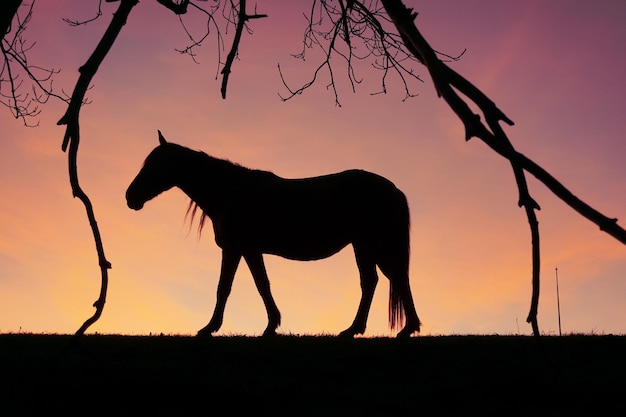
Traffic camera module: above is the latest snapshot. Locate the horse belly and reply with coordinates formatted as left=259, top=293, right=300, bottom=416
left=255, top=216, right=352, bottom=261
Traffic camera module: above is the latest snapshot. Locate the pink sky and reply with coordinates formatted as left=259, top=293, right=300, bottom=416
left=1, top=1, right=625, bottom=336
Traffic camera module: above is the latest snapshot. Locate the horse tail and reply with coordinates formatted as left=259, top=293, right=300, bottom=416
left=387, top=190, right=410, bottom=331
left=389, top=283, right=406, bottom=331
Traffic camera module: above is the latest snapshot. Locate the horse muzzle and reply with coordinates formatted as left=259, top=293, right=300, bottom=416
left=127, top=200, right=144, bottom=210
left=125, top=189, right=145, bottom=210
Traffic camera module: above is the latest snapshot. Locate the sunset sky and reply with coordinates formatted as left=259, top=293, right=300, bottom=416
left=1, top=0, right=625, bottom=336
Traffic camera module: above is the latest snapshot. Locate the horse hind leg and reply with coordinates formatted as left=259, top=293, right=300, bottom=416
left=377, top=254, right=421, bottom=338
left=340, top=244, right=379, bottom=338
left=393, top=278, right=421, bottom=338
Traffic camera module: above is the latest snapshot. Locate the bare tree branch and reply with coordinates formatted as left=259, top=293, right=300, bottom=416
left=161, top=1, right=267, bottom=96
left=279, top=0, right=424, bottom=105
left=156, top=0, right=190, bottom=15
left=161, top=0, right=269, bottom=97
left=57, top=0, right=139, bottom=337
left=1, top=0, right=68, bottom=126
left=62, top=0, right=104, bottom=26
left=220, top=0, right=267, bottom=98
left=379, top=0, right=625, bottom=337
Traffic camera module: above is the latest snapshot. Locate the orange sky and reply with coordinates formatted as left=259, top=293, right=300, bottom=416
left=1, top=1, right=625, bottom=336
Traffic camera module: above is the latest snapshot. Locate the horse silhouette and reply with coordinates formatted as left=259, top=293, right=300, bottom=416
left=126, top=131, right=421, bottom=338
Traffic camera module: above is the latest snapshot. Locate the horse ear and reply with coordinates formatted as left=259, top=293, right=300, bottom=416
left=158, top=130, right=167, bottom=145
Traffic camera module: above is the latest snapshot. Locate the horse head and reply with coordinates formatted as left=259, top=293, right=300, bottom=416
left=126, top=130, right=177, bottom=210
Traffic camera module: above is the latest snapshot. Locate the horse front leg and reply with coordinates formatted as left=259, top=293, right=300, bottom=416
left=244, top=253, right=281, bottom=337
left=197, top=250, right=241, bottom=337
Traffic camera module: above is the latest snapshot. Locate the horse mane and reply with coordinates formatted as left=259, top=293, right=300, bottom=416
left=183, top=150, right=253, bottom=237
left=185, top=200, right=208, bottom=236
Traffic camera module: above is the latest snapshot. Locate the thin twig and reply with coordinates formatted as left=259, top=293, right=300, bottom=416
left=1, top=0, right=66, bottom=126
left=279, top=0, right=423, bottom=104
left=62, top=0, right=104, bottom=26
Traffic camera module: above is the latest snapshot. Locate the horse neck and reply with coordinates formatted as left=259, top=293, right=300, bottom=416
left=174, top=151, right=244, bottom=219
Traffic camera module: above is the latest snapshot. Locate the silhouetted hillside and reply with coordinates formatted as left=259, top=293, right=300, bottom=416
left=1, top=334, right=623, bottom=416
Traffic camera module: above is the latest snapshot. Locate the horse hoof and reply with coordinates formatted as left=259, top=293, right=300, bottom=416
left=262, top=329, right=278, bottom=338
left=338, top=329, right=357, bottom=339
left=196, top=328, right=214, bottom=338
left=396, top=328, right=417, bottom=339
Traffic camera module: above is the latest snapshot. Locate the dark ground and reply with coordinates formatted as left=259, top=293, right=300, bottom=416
left=0, top=334, right=624, bottom=416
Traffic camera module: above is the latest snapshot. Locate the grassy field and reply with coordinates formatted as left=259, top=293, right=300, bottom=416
left=1, top=334, right=624, bottom=416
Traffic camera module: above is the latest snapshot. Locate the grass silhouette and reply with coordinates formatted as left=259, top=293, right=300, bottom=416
left=1, top=334, right=624, bottom=415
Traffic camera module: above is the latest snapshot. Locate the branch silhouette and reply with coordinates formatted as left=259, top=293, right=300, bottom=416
left=57, top=0, right=138, bottom=337
left=379, top=0, right=625, bottom=336
left=1, top=0, right=67, bottom=126
left=221, top=0, right=267, bottom=98
left=278, top=0, right=423, bottom=106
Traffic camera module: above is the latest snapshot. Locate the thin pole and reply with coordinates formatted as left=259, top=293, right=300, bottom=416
left=556, top=267, right=562, bottom=336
